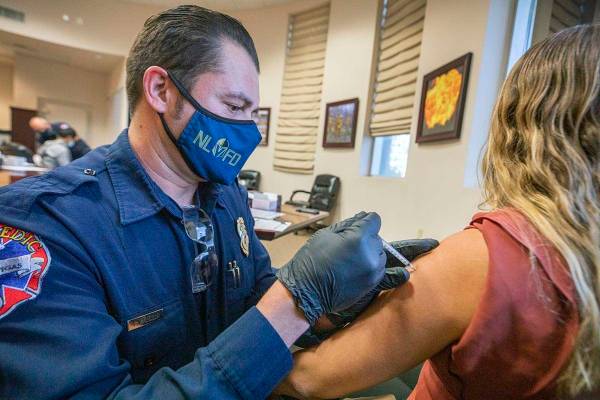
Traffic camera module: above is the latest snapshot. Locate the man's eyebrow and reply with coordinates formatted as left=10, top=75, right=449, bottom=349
left=222, top=92, right=254, bottom=107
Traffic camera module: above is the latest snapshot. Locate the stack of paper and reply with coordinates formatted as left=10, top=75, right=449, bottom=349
left=253, top=219, right=291, bottom=232
left=248, top=192, right=281, bottom=211
left=251, top=209, right=283, bottom=220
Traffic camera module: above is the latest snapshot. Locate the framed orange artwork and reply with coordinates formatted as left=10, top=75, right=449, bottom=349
left=416, top=53, right=472, bottom=143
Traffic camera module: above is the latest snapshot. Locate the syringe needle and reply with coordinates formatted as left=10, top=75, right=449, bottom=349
left=381, top=239, right=416, bottom=272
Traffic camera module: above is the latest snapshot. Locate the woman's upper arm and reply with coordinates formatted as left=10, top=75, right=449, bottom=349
left=285, top=228, right=489, bottom=399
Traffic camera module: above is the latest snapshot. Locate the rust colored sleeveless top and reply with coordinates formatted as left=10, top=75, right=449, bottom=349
left=409, top=209, right=579, bottom=400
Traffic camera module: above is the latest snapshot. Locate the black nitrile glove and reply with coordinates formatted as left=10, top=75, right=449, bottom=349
left=326, top=238, right=439, bottom=328
left=276, top=212, right=387, bottom=326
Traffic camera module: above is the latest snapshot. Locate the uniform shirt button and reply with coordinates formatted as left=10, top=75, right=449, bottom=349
left=144, top=356, right=155, bottom=368
left=83, top=168, right=96, bottom=176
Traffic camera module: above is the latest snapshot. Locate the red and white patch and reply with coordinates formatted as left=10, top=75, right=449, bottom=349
left=0, top=224, right=51, bottom=320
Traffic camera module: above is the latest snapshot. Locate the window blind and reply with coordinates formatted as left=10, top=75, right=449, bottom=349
left=273, top=3, right=330, bottom=174
left=550, top=0, right=594, bottom=33
left=368, top=0, right=426, bottom=137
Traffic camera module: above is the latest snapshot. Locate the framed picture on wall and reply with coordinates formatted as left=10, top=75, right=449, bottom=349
left=416, top=53, right=472, bottom=143
left=252, top=107, right=271, bottom=146
left=323, top=98, right=359, bottom=148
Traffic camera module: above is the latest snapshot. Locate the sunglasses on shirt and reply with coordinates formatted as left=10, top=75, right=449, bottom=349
left=181, top=205, right=218, bottom=293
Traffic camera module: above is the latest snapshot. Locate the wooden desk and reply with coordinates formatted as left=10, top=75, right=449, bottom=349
left=255, top=204, right=329, bottom=241
left=0, top=166, right=48, bottom=186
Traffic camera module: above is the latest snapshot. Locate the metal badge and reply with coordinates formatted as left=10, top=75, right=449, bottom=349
left=127, top=308, right=164, bottom=331
left=236, top=217, right=250, bottom=257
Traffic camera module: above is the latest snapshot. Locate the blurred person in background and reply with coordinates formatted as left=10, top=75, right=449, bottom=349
left=28, top=116, right=71, bottom=169
left=55, top=122, right=91, bottom=161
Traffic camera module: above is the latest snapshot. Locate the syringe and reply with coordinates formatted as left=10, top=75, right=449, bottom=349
left=381, top=239, right=416, bottom=272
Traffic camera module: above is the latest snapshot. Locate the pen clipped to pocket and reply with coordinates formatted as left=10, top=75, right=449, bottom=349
left=227, top=260, right=242, bottom=289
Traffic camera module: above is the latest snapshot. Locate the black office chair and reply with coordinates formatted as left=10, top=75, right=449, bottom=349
left=286, top=174, right=340, bottom=212
left=238, top=170, right=261, bottom=191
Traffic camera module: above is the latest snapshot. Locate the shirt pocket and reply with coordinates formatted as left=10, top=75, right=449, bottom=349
left=224, top=255, right=255, bottom=323
left=214, top=205, right=256, bottom=323
left=117, top=299, right=187, bottom=383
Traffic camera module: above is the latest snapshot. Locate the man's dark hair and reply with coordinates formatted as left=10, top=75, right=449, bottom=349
left=126, top=5, right=259, bottom=114
left=55, top=122, right=77, bottom=137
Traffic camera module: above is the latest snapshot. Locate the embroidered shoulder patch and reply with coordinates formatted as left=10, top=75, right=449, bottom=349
left=0, top=224, right=51, bottom=320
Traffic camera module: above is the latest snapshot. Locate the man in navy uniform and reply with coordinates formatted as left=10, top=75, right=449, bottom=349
left=0, top=6, right=434, bottom=399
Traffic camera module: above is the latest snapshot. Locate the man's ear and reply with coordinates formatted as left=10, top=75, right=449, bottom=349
left=142, top=66, right=171, bottom=114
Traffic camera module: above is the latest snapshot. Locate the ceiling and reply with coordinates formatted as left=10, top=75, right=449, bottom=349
left=120, top=0, right=297, bottom=11
left=0, top=0, right=299, bottom=72
left=0, top=30, right=123, bottom=74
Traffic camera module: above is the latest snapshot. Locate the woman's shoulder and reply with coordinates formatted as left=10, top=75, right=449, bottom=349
left=469, top=207, right=533, bottom=235
left=433, top=207, right=580, bottom=398
left=414, top=208, right=579, bottom=399
left=468, top=207, right=576, bottom=304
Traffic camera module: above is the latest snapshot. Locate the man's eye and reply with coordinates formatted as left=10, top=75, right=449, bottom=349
left=227, top=103, right=242, bottom=113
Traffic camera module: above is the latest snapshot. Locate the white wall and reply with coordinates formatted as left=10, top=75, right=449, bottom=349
left=106, top=60, right=128, bottom=137
left=236, top=0, right=515, bottom=240
left=231, top=0, right=326, bottom=211
left=0, top=0, right=145, bottom=143
left=0, top=0, right=160, bottom=56
left=12, top=54, right=111, bottom=147
left=0, top=0, right=515, bottom=240
left=0, top=62, right=12, bottom=131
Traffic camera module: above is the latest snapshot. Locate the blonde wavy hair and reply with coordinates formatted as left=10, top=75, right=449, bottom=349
left=482, top=25, right=600, bottom=396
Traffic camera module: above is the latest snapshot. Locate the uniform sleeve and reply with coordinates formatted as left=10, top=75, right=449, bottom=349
left=0, top=222, right=292, bottom=400
left=110, top=308, right=293, bottom=400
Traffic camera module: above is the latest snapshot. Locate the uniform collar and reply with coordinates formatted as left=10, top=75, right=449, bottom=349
left=106, top=130, right=224, bottom=226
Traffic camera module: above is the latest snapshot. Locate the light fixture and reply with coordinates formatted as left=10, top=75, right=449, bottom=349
left=62, top=14, right=70, bottom=22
